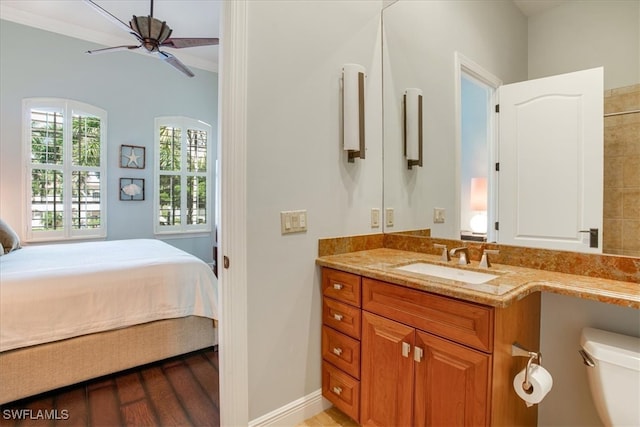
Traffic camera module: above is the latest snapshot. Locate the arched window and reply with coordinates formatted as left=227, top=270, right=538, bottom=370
left=154, top=116, right=212, bottom=235
left=23, top=98, right=107, bottom=241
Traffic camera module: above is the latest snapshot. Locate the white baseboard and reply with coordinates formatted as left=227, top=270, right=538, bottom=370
left=248, top=389, right=331, bottom=427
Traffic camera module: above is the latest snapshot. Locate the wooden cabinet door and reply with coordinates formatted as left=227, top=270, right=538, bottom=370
left=413, top=330, right=491, bottom=427
left=360, top=312, right=414, bottom=427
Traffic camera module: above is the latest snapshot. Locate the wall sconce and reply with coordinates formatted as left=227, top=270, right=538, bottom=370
left=404, top=88, right=423, bottom=169
left=469, top=177, right=488, bottom=234
left=342, top=64, right=366, bottom=162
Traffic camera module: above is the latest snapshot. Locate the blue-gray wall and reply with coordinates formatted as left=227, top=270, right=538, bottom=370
left=0, top=20, right=218, bottom=262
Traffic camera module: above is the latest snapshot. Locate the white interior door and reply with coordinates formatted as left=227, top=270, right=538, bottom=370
left=497, top=67, right=603, bottom=253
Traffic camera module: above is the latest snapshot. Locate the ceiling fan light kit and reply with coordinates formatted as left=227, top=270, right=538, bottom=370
left=130, top=16, right=172, bottom=46
left=83, top=0, right=218, bottom=77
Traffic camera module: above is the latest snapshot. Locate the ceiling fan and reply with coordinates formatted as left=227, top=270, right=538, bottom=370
left=83, top=0, right=219, bottom=77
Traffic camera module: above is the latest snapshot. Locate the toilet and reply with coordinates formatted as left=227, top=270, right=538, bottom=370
left=580, top=327, right=640, bottom=427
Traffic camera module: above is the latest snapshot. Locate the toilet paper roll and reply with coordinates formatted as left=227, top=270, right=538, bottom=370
left=513, top=363, right=553, bottom=407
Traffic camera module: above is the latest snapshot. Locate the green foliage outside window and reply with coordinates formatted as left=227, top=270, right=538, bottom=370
left=42, top=211, right=63, bottom=230
left=72, top=115, right=101, bottom=167
left=26, top=102, right=105, bottom=237
left=156, top=119, right=210, bottom=231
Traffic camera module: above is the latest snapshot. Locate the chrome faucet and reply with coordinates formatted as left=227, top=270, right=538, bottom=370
left=479, top=249, right=499, bottom=268
left=449, top=247, right=470, bottom=265
left=433, top=243, right=450, bottom=262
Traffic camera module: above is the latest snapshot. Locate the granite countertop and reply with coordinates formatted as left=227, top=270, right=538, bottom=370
left=316, top=248, right=640, bottom=309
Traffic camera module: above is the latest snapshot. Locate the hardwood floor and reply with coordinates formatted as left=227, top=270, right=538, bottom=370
left=0, top=347, right=219, bottom=427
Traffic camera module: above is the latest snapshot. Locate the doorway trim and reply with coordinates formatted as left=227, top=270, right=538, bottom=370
left=218, top=0, right=249, bottom=425
left=453, top=52, right=502, bottom=242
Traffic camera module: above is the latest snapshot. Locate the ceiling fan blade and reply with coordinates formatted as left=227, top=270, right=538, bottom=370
left=87, top=45, right=140, bottom=55
left=157, top=51, right=195, bottom=78
left=83, top=0, right=138, bottom=37
left=161, top=38, right=219, bottom=49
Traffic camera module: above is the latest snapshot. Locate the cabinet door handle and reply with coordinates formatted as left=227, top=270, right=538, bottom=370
left=414, top=346, right=424, bottom=362
left=333, top=313, right=343, bottom=321
left=332, top=386, right=343, bottom=396
left=332, top=347, right=343, bottom=356
left=402, top=342, right=411, bottom=358
left=333, top=283, right=343, bottom=290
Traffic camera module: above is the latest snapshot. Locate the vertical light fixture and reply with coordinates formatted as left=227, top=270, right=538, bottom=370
left=469, top=177, right=488, bottom=234
left=404, top=88, right=423, bottom=169
left=342, top=64, right=366, bottom=162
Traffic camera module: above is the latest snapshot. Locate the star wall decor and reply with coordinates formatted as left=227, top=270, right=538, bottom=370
left=120, top=145, right=145, bottom=169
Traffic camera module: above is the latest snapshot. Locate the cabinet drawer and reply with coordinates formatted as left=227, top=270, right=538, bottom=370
left=362, top=278, right=494, bottom=352
left=322, top=361, right=360, bottom=423
left=322, top=268, right=361, bottom=307
left=323, top=297, right=361, bottom=339
left=322, top=326, right=361, bottom=379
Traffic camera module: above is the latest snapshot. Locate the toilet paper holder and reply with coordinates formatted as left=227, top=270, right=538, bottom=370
left=512, top=343, right=542, bottom=392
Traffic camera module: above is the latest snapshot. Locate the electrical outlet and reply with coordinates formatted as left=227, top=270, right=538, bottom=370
left=385, top=208, right=394, bottom=227
left=433, top=208, right=445, bottom=224
left=280, top=210, right=308, bottom=234
left=371, top=208, right=380, bottom=228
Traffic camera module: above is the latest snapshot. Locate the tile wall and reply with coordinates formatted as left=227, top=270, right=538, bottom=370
left=603, top=84, right=640, bottom=256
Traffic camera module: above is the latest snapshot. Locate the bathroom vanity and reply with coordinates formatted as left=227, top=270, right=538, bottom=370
left=321, top=265, right=540, bottom=426
left=317, top=240, right=639, bottom=426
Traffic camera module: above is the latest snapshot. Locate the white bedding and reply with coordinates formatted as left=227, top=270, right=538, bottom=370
left=0, top=239, right=218, bottom=352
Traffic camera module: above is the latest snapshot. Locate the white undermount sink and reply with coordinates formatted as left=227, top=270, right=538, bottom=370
left=396, top=262, right=499, bottom=284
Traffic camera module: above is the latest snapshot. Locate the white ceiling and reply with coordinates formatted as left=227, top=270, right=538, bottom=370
left=0, top=0, right=567, bottom=74
left=0, top=0, right=221, bottom=72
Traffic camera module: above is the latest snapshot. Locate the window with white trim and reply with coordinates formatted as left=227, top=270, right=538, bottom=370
left=155, top=116, right=212, bottom=234
left=23, top=98, right=107, bottom=241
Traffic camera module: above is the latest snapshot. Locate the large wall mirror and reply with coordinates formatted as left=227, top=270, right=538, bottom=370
left=382, top=0, right=639, bottom=256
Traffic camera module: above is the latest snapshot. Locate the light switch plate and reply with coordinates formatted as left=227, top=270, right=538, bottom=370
left=371, top=208, right=380, bottom=228
left=433, top=208, right=445, bottom=224
left=385, top=208, right=394, bottom=227
left=280, top=210, right=308, bottom=234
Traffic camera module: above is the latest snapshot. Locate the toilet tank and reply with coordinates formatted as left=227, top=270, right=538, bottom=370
left=580, top=327, right=640, bottom=427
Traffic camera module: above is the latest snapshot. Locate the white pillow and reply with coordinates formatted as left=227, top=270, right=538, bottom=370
left=0, top=219, right=21, bottom=254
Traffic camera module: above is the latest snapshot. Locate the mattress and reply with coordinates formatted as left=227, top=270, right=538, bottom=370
left=0, top=239, right=218, bottom=352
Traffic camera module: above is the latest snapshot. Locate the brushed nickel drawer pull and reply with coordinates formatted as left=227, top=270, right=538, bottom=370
left=333, top=347, right=343, bottom=356
left=333, top=313, right=344, bottom=321
left=333, top=283, right=344, bottom=290
left=402, top=342, right=411, bottom=358
left=332, top=386, right=343, bottom=395
left=414, top=346, right=424, bottom=362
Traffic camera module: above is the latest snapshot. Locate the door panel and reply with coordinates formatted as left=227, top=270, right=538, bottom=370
left=360, top=312, right=414, bottom=427
left=498, top=67, right=603, bottom=252
left=414, top=331, right=491, bottom=427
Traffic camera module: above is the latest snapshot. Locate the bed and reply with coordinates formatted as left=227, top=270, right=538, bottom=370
left=0, top=238, right=218, bottom=404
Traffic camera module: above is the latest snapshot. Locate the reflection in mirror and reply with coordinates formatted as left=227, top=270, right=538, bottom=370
left=382, top=0, right=639, bottom=256
left=460, top=73, right=491, bottom=241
